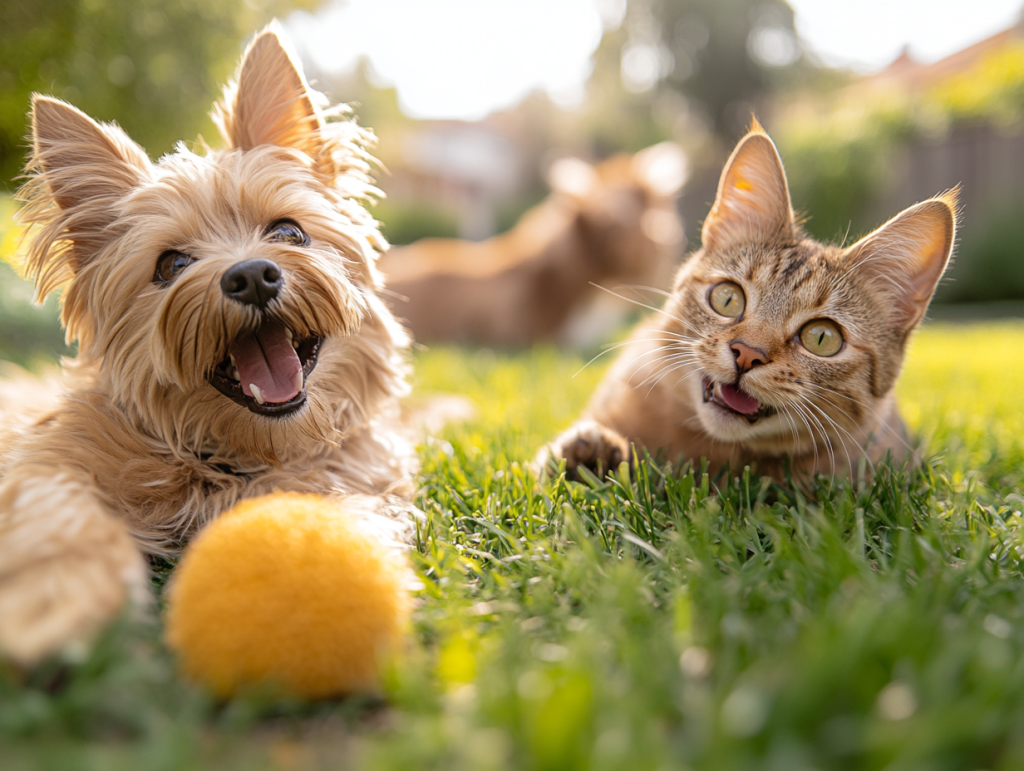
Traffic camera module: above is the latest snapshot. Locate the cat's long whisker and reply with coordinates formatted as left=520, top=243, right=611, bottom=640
left=613, top=284, right=675, bottom=300
left=775, top=402, right=804, bottom=448
left=632, top=354, right=701, bottom=386
left=798, top=387, right=878, bottom=468
left=622, top=346, right=700, bottom=387
left=794, top=385, right=861, bottom=438
left=670, top=367, right=706, bottom=395
left=589, top=282, right=701, bottom=335
left=798, top=392, right=870, bottom=483
left=620, top=342, right=699, bottom=375
left=799, top=383, right=915, bottom=464
left=792, top=399, right=834, bottom=476
left=799, top=381, right=917, bottom=457
left=573, top=336, right=696, bottom=378
left=798, top=394, right=858, bottom=476
left=783, top=401, right=821, bottom=470
left=634, top=359, right=700, bottom=397
left=641, top=358, right=702, bottom=396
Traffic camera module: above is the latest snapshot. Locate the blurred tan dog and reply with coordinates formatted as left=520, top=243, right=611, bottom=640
left=381, top=143, right=687, bottom=347
left=0, top=24, right=418, bottom=665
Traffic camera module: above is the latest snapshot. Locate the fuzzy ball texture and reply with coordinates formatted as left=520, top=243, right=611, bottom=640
left=164, top=492, right=411, bottom=699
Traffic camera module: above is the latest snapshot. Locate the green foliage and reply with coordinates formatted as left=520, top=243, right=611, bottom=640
left=372, top=199, right=460, bottom=246
left=0, top=196, right=70, bottom=366
left=777, top=100, right=918, bottom=243
left=3, top=324, right=1024, bottom=769
left=934, top=204, right=1024, bottom=303
left=0, top=0, right=322, bottom=188
left=586, top=0, right=813, bottom=145
left=0, top=261, right=70, bottom=367
left=774, top=43, right=1024, bottom=301
left=931, top=44, right=1024, bottom=128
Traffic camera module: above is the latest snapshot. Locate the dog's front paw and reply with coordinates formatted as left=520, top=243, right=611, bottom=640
left=0, top=546, right=148, bottom=666
left=540, top=419, right=631, bottom=482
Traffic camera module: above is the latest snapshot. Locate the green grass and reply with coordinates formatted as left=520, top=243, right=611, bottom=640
left=4, top=323, right=1024, bottom=771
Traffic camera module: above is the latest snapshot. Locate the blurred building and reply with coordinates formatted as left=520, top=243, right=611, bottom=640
left=854, top=19, right=1024, bottom=230
left=390, top=122, right=523, bottom=240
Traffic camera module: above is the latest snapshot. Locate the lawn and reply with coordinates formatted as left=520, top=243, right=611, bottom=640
left=3, top=322, right=1024, bottom=771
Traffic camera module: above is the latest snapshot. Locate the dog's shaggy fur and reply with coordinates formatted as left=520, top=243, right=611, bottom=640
left=0, top=24, right=418, bottom=664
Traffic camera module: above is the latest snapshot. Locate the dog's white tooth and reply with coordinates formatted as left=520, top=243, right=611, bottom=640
left=250, top=384, right=264, bottom=405
left=229, top=353, right=236, bottom=367
left=284, top=328, right=293, bottom=343
left=293, top=371, right=303, bottom=393
left=293, top=339, right=300, bottom=349
left=232, top=368, right=241, bottom=381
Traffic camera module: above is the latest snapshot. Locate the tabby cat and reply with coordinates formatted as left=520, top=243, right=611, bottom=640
left=544, top=121, right=957, bottom=481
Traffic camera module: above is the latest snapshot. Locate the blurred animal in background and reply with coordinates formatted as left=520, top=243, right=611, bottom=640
left=0, top=24, right=418, bottom=666
left=380, top=142, right=687, bottom=348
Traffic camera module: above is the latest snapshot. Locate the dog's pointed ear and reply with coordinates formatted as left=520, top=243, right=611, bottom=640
left=842, top=192, right=958, bottom=331
left=701, top=119, right=794, bottom=252
left=21, top=95, right=151, bottom=300
left=30, top=95, right=150, bottom=212
left=215, top=22, right=322, bottom=155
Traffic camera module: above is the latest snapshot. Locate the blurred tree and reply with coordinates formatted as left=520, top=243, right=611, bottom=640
left=0, top=0, right=322, bottom=189
left=588, top=0, right=816, bottom=143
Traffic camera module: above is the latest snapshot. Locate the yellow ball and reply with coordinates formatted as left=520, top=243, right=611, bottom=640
left=164, top=492, right=411, bottom=699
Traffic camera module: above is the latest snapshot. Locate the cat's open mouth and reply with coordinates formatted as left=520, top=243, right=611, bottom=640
left=702, top=377, right=775, bottom=424
left=209, top=319, right=322, bottom=417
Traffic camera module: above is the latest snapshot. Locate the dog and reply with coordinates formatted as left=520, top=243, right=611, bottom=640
left=380, top=142, right=687, bottom=347
left=0, top=24, right=419, bottom=665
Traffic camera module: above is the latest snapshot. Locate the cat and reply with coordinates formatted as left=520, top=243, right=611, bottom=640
left=380, top=142, right=686, bottom=347
left=542, top=120, right=957, bottom=482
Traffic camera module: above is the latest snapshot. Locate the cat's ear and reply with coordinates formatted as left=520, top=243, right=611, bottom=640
left=701, top=120, right=794, bottom=251
left=842, top=193, right=957, bottom=330
left=22, top=95, right=151, bottom=298
left=214, top=21, right=323, bottom=155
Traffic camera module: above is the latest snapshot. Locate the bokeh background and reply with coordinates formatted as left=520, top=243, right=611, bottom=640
left=3, top=0, right=1024, bottom=364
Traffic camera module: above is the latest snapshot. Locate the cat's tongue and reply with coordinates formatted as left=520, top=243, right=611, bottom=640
left=230, top=321, right=302, bottom=404
left=719, top=383, right=760, bottom=415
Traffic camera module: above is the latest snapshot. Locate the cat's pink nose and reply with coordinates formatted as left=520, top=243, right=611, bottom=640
left=731, top=341, right=767, bottom=372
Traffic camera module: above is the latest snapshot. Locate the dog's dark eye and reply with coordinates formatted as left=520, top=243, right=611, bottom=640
left=154, top=250, right=195, bottom=284
left=265, top=219, right=309, bottom=246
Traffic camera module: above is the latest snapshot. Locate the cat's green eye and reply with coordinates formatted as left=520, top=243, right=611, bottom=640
left=800, top=319, right=843, bottom=357
left=709, top=281, right=745, bottom=318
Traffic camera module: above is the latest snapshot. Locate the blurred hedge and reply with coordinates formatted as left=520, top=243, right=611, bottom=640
left=775, top=43, right=1024, bottom=303
left=0, top=0, right=324, bottom=189
left=0, top=197, right=68, bottom=367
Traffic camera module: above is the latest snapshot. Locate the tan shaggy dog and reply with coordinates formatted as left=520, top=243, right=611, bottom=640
left=380, top=142, right=687, bottom=347
left=0, top=25, right=418, bottom=665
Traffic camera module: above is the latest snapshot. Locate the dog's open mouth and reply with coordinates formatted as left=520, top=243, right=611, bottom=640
left=209, top=320, right=322, bottom=417
left=702, top=376, right=775, bottom=424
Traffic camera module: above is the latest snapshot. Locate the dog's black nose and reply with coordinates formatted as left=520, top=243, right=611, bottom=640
left=221, top=259, right=283, bottom=308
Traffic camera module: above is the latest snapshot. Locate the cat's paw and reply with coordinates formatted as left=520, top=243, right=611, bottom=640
left=541, top=420, right=631, bottom=482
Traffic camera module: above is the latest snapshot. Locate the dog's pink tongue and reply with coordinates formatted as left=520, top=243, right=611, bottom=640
left=230, top=322, right=302, bottom=404
left=719, top=383, right=760, bottom=415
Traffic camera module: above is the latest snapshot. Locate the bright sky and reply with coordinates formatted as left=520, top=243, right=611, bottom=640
left=287, top=0, right=1024, bottom=121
